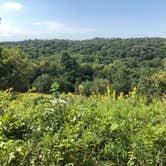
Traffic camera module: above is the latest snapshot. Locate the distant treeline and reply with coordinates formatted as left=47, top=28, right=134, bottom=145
left=0, top=38, right=166, bottom=96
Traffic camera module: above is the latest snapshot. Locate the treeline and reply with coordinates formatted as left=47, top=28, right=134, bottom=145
left=0, top=38, right=166, bottom=96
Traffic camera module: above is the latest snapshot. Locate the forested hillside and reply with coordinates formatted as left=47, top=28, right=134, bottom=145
left=0, top=38, right=166, bottom=96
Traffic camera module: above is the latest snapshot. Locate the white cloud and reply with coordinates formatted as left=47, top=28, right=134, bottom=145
left=4, top=2, right=23, bottom=11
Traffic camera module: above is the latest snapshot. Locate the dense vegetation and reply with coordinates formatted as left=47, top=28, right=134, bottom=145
left=0, top=38, right=166, bottom=165
left=0, top=89, right=166, bottom=165
left=0, top=38, right=166, bottom=96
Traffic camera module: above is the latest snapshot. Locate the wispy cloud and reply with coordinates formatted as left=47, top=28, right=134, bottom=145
left=0, top=20, right=96, bottom=41
left=4, top=2, right=23, bottom=11
left=33, top=21, right=95, bottom=34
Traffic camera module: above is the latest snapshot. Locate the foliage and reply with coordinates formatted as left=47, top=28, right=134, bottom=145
left=0, top=48, right=35, bottom=91
left=0, top=37, right=166, bottom=96
left=50, top=82, right=60, bottom=96
left=0, top=90, right=166, bottom=165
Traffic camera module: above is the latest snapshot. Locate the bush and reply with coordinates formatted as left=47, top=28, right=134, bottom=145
left=0, top=90, right=166, bottom=165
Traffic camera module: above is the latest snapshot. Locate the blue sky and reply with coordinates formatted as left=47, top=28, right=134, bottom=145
left=0, top=0, right=166, bottom=41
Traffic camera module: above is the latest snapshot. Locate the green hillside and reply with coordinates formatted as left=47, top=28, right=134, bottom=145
left=0, top=38, right=166, bottom=96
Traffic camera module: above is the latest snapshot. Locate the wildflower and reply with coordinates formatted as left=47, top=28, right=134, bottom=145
left=118, top=92, right=124, bottom=100
left=131, top=87, right=137, bottom=98
left=98, top=93, right=101, bottom=98
left=106, top=85, right=111, bottom=96
left=50, top=97, right=66, bottom=106
left=112, top=90, right=116, bottom=100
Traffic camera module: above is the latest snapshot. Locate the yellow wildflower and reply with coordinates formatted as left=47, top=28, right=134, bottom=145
left=118, top=92, right=124, bottom=100
left=106, top=84, right=111, bottom=96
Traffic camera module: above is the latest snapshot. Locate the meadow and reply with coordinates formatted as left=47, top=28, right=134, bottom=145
left=0, top=88, right=166, bottom=165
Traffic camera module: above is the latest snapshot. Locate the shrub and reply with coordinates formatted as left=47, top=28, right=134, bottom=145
left=0, top=90, right=166, bottom=165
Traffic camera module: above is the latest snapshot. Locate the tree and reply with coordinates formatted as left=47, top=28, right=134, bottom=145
left=103, top=61, right=131, bottom=94
left=0, top=48, right=35, bottom=91
left=80, top=64, right=93, bottom=81
left=152, top=71, right=166, bottom=96
left=32, top=74, right=52, bottom=93
left=57, top=52, right=80, bottom=92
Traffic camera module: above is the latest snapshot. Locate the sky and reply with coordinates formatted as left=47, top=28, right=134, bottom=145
left=0, top=0, right=166, bottom=41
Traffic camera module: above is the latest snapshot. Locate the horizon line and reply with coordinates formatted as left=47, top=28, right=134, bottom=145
left=0, top=36, right=165, bottom=43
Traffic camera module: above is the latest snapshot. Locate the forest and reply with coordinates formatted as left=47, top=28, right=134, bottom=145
left=0, top=38, right=166, bottom=165
left=0, top=38, right=166, bottom=96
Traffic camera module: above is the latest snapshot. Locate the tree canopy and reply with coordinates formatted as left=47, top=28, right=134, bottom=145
left=0, top=37, right=166, bottom=96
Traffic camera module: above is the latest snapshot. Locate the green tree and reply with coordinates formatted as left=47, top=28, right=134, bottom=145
left=0, top=48, right=35, bottom=91
left=32, top=74, right=52, bottom=93
left=103, top=61, right=131, bottom=94
left=152, top=71, right=166, bottom=96
left=57, top=52, right=80, bottom=92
